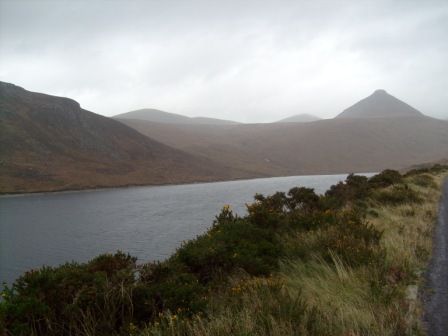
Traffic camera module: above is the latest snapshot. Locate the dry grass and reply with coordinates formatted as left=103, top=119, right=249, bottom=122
left=363, top=173, right=447, bottom=333
left=368, top=174, right=444, bottom=271
left=136, top=171, right=447, bottom=336
left=139, top=275, right=306, bottom=336
left=279, top=255, right=383, bottom=335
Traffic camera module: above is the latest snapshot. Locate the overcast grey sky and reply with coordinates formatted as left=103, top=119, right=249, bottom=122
left=1, top=0, right=447, bottom=122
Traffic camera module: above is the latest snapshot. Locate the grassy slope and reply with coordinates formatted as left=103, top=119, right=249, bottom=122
left=140, top=168, right=447, bottom=336
left=1, top=167, right=446, bottom=336
left=277, top=173, right=445, bottom=335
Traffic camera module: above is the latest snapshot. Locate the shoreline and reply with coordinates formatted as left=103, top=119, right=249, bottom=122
left=0, top=172, right=377, bottom=198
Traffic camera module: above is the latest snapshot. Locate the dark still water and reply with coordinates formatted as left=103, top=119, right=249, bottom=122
left=0, top=174, right=372, bottom=285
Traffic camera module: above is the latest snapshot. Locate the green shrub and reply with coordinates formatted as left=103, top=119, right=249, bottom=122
left=0, top=252, right=136, bottom=335
left=369, top=169, right=403, bottom=188
left=321, top=214, right=383, bottom=267
left=132, top=262, right=207, bottom=323
left=290, top=209, right=383, bottom=267
left=288, top=209, right=338, bottom=231
left=324, top=173, right=370, bottom=207
left=287, top=187, right=320, bottom=211
left=175, top=218, right=281, bottom=283
left=245, top=192, right=288, bottom=229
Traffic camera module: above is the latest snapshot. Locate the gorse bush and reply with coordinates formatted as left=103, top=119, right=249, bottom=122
left=324, top=173, right=370, bottom=207
left=0, top=252, right=136, bottom=335
left=1, top=167, right=445, bottom=335
left=369, top=169, right=403, bottom=188
left=132, top=261, right=208, bottom=323
left=285, top=209, right=383, bottom=267
left=175, top=219, right=281, bottom=282
left=287, top=186, right=320, bottom=211
left=317, top=210, right=383, bottom=267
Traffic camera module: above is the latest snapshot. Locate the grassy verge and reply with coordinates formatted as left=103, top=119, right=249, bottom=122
left=1, top=166, right=446, bottom=335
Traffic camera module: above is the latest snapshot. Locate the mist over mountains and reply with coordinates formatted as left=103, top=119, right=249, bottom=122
left=1, top=81, right=447, bottom=193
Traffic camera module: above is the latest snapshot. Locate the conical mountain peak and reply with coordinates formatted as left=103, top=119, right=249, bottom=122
left=373, top=89, right=387, bottom=94
left=336, top=90, right=423, bottom=119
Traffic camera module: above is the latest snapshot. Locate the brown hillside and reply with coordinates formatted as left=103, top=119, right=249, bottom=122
left=116, top=116, right=448, bottom=176
left=0, top=82, right=256, bottom=194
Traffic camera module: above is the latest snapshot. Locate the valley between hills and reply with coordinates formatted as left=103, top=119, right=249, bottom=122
left=1, top=82, right=447, bottom=194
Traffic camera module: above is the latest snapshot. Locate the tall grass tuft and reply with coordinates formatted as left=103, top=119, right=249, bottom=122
left=280, top=253, right=392, bottom=335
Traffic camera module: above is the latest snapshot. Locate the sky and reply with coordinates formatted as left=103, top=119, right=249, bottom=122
left=1, top=0, right=447, bottom=123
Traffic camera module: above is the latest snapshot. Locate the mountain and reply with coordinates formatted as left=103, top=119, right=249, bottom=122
left=113, top=108, right=239, bottom=125
left=3, top=84, right=446, bottom=194
left=0, top=82, right=255, bottom=193
left=117, top=90, right=448, bottom=176
left=117, top=116, right=448, bottom=176
left=336, top=89, right=424, bottom=119
left=276, top=114, right=322, bottom=123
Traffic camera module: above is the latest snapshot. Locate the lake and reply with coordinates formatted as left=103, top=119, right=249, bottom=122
left=0, top=173, right=373, bottom=285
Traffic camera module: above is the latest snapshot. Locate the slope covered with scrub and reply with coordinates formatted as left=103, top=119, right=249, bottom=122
left=1, top=165, right=446, bottom=335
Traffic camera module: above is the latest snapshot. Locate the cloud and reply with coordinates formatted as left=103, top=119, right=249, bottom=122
left=1, top=0, right=447, bottom=122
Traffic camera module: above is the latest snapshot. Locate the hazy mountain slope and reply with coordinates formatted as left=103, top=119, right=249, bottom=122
left=0, top=82, right=256, bottom=193
left=276, top=113, right=322, bottom=123
left=336, top=89, right=423, bottom=119
left=113, top=119, right=286, bottom=175
left=114, top=108, right=239, bottom=125
left=252, top=116, right=448, bottom=173
left=117, top=115, right=448, bottom=176
left=191, top=116, right=240, bottom=125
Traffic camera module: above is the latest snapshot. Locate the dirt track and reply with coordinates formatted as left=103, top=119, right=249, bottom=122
left=425, top=178, right=448, bottom=335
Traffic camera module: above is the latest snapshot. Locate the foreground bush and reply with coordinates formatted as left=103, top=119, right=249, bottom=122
left=0, top=252, right=136, bottom=335
left=369, top=169, right=403, bottom=188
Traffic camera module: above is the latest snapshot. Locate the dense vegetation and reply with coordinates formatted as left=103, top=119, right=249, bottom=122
left=1, top=165, right=447, bottom=335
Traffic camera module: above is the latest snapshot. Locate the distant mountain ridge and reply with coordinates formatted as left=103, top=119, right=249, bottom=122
left=276, top=114, right=322, bottom=123
left=336, top=89, right=423, bottom=119
left=114, top=108, right=239, bottom=125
